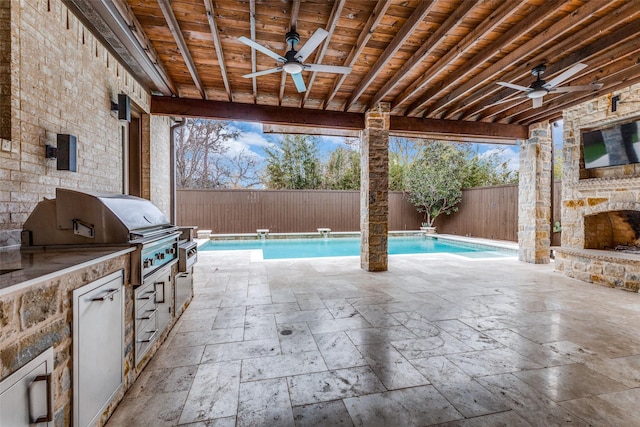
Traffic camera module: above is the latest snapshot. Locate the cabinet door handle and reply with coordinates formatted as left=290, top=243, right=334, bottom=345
left=91, top=288, right=120, bottom=301
left=30, top=373, right=53, bottom=423
left=138, top=290, right=156, bottom=300
left=139, top=329, right=158, bottom=343
left=155, top=281, right=166, bottom=303
left=138, top=308, right=158, bottom=320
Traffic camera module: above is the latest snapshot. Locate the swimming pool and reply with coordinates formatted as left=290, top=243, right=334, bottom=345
left=199, top=236, right=516, bottom=260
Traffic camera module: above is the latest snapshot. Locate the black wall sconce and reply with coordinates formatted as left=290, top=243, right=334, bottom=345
left=111, top=93, right=131, bottom=122
left=45, top=134, right=77, bottom=172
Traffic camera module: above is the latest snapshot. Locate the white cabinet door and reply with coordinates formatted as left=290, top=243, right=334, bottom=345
left=0, top=347, right=54, bottom=426
left=73, top=270, right=124, bottom=427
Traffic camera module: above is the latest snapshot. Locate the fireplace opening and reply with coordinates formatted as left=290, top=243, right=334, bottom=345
left=584, top=210, right=640, bottom=251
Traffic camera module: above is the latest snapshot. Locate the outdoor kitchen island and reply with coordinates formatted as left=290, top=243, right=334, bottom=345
left=0, top=190, right=195, bottom=426
left=0, top=245, right=189, bottom=426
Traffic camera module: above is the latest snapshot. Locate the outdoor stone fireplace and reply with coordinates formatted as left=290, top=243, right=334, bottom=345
left=553, top=81, right=640, bottom=291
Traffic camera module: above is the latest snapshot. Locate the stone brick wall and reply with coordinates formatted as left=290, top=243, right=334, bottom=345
left=556, top=81, right=640, bottom=290
left=0, top=0, right=171, bottom=246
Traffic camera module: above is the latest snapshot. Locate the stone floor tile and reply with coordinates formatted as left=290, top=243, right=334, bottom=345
left=596, top=388, right=640, bottom=418
left=287, top=366, right=386, bottom=406
left=355, top=305, right=400, bottom=327
left=275, top=308, right=334, bottom=324
left=169, top=327, right=244, bottom=348
left=345, top=325, right=417, bottom=345
left=178, top=361, right=241, bottom=424
left=484, top=329, right=573, bottom=368
left=213, top=306, right=246, bottom=329
left=314, top=332, right=367, bottom=370
left=201, top=339, right=280, bottom=364
left=391, top=330, right=474, bottom=359
left=146, top=344, right=205, bottom=370
left=583, top=354, right=640, bottom=388
left=107, top=391, right=189, bottom=426
left=241, top=351, right=327, bottom=382
left=177, top=417, right=236, bottom=427
left=477, top=373, right=590, bottom=426
left=243, top=312, right=278, bottom=341
left=237, top=378, right=294, bottom=427
left=434, top=380, right=513, bottom=418
left=343, top=386, right=463, bottom=426
left=246, top=302, right=300, bottom=316
left=307, top=315, right=372, bottom=334
left=357, top=343, right=430, bottom=389
left=125, top=364, right=197, bottom=399
left=275, top=322, right=317, bottom=354
left=176, top=315, right=217, bottom=333
left=292, top=400, right=354, bottom=427
left=322, top=298, right=358, bottom=318
left=431, top=410, right=532, bottom=426
left=444, top=347, right=542, bottom=377
left=410, top=355, right=476, bottom=385
left=560, top=395, right=640, bottom=426
left=513, top=363, right=627, bottom=402
left=434, top=319, right=503, bottom=351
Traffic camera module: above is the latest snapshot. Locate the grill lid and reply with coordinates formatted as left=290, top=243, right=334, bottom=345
left=22, top=188, right=172, bottom=246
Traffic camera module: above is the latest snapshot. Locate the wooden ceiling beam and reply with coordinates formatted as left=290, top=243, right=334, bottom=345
left=157, top=0, right=207, bottom=99
left=344, top=0, right=437, bottom=112
left=203, top=0, right=232, bottom=101
left=279, top=0, right=301, bottom=105
left=473, top=20, right=640, bottom=123
left=150, top=96, right=528, bottom=141
left=412, top=0, right=613, bottom=118
left=452, top=1, right=640, bottom=121
left=368, top=0, right=477, bottom=110
left=404, top=0, right=565, bottom=117
left=323, top=0, right=392, bottom=109
left=389, top=116, right=527, bottom=142
left=301, top=0, right=347, bottom=108
left=392, top=0, right=526, bottom=114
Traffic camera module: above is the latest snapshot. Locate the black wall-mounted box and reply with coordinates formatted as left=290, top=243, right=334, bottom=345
left=57, top=134, right=77, bottom=172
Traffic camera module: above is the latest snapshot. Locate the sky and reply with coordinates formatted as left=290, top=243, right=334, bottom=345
left=221, top=119, right=540, bottom=174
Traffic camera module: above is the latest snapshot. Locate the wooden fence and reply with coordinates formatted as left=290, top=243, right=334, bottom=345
left=177, top=183, right=562, bottom=242
left=176, top=189, right=422, bottom=233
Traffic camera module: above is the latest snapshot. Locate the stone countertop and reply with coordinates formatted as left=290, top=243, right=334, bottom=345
left=0, top=246, right=135, bottom=297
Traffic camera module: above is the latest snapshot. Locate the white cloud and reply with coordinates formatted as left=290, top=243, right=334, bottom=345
left=479, top=145, right=520, bottom=171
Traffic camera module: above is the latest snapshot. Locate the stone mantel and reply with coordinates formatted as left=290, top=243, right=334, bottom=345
left=573, top=177, right=640, bottom=193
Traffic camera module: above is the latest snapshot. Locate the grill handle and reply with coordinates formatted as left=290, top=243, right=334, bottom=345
left=91, top=288, right=120, bottom=301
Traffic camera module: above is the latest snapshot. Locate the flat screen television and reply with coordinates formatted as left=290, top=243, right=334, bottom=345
left=582, top=119, right=640, bottom=169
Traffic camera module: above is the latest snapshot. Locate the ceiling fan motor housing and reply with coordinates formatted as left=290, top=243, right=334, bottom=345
left=283, top=50, right=304, bottom=74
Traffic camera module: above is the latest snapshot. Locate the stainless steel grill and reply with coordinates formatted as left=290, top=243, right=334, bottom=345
left=21, top=188, right=181, bottom=285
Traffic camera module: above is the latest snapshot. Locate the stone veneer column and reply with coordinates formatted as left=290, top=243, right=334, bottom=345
left=518, top=121, right=552, bottom=263
left=360, top=103, right=389, bottom=271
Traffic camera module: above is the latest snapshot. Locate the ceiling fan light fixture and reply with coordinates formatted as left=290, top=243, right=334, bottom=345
left=527, top=89, right=547, bottom=99
left=282, top=61, right=304, bottom=74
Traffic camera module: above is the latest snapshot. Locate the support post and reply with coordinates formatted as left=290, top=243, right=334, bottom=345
left=360, top=103, right=389, bottom=271
left=518, top=121, right=552, bottom=263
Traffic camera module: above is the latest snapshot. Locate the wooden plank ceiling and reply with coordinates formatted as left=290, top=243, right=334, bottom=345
left=65, top=0, right=640, bottom=142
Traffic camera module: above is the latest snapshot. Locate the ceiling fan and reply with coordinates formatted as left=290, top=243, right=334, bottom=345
left=496, top=63, right=603, bottom=108
left=238, top=28, right=352, bottom=93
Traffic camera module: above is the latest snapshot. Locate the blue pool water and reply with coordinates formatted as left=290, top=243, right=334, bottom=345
left=199, top=236, right=515, bottom=260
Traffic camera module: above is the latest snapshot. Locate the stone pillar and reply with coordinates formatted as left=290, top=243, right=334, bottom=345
left=518, top=121, right=552, bottom=263
left=360, top=103, right=389, bottom=271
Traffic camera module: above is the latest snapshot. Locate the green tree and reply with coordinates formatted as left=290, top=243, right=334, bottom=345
left=264, top=135, right=322, bottom=189
left=461, top=145, right=518, bottom=187
left=389, top=137, right=416, bottom=191
left=323, top=146, right=360, bottom=190
left=405, top=141, right=467, bottom=226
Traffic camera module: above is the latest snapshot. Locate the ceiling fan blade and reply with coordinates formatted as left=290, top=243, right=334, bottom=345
left=295, top=28, right=329, bottom=62
left=238, top=36, right=286, bottom=62
left=242, top=67, right=282, bottom=78
left=549, top=83, right=604, bottom=93
left=544, top=63, right=588, bottom=88
left=532, top=97, right=543, bottom=108
left=497, top=81, right=531, bottom=92
left=291, top=72, right=307, bottom=92
left=304, top=63, right=352, bottom=74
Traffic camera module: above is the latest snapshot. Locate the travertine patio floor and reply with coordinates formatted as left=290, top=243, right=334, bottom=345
left=107, top=249, right=640, bottom=426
